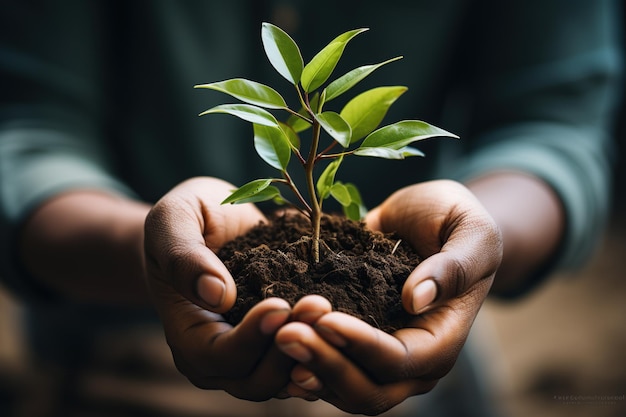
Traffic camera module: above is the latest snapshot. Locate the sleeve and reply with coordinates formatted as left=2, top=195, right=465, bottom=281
left=444, top=0, right=623, bottom=289
left=0, top=1, right=135, bottom=301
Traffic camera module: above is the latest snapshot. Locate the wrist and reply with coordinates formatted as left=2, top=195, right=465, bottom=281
left=466, top=171, right=565, bottom=296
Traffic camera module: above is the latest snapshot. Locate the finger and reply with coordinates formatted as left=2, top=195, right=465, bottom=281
left=314, top=312, right=416, bottom=382
left=161, top=293, right=296, bottom=401
left=291, top=295, right=333, bottom=324
left=190, top=297, right=292, bottom=377
left=192, top=342, right=296, bottom=401
left=286, top=364, right=322, bottom=401
left=315, top=303, right=481, bottom=383
left=156, top=286, right=290, bottom=375
left=286, top=379, right=320, bottom=401
left=276, top=321, right=422, bottom=415
left=291, top=365, right=323, bottom=392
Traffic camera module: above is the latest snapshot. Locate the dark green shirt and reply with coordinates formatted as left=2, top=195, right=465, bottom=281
left=0, top=0, right=623, bottom=299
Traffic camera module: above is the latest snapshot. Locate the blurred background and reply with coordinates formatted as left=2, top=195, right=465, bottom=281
left=2, top=24, right=626, bottom=417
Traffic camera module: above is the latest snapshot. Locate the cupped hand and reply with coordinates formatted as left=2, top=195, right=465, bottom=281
left=143, top=177, right=331, bottom=400
left=275, top=180, right=503, bottom=414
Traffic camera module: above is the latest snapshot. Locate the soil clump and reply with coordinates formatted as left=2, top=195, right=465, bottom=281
left=218, top=212, right=421, bottom=333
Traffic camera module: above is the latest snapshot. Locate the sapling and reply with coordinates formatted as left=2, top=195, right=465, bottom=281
left=195, top=23, right=457, bottom=263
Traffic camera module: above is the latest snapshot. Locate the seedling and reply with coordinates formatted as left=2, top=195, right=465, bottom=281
left=195, top=23, right=457, bottom=263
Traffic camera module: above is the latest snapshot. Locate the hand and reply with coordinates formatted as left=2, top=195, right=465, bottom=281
left=275, top=180, right=503, bottom=414
left=143, top=177, right=331, bottom=400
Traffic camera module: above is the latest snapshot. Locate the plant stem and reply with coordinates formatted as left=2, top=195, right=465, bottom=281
left=319, top=150, right=356, bottom=159
left=318, top=141, right=338, bottom=158
left=276, top=175, right=312, bottom=213
left=306, top=120, right=322, bottom=263
left=284, top=107, right=314, bottom=125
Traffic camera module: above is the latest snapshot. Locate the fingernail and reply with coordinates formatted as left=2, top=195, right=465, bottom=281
left=315, top=325, right=347, bottom=348
left=412, top=279, right=437, bottom=313
left=260, top=309, right=291, bottom=335
left=295, top=374, right=322, bottom=391
left=294, top=310, right=325, bottom=324
left=278, top=342, right=313, bottom=363
left=196, top=274, right=225, bottom=308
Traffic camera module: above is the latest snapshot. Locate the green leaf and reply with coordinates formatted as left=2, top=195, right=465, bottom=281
left=354, top=146, right=425, bottom=159
left=344, top=203, right=362, bottom=221
left=271, top=194, right=288, bottom=205
left=340, top=86, right=407, bottom=143
left=194, top=78, right=287, bottom=109
left=316, top=157, right=343, bottom=199
left=324, top=56, right=403, bottom=102
left=199, top=104, right=279, bottom=127
left=261, top=22, right=304, bottom=84
left=232, top=186, right=282, bottom=204
left=329, top=182, right=351, bottom=206
left=278, top=121, right=301, bottom=149
left=360, top=120, right=459, bottom=149
left=342, top=183, right=367, bottom=220
left=315, top=111, right=352, bottom=147
left=253, top=123, right=291, bottom=170
left=345, top=183, right=363, bottom=205
left=301, top=28, right=368, bottom=93
left=397, top=147, right=426, bottom=157
left=286, top=112, right=312, bottom=133
left=309, top=92, right=322, bottom=113
left=317, top=89, right=327, bottom=113
left=222, top=179, right=275, bottom=204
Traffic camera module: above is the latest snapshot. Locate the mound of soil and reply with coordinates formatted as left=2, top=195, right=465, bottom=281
left=218, top=212, right=421, bottom=333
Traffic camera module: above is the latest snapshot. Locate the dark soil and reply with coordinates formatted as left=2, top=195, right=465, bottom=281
left=218, top=212, right=421, bottom=333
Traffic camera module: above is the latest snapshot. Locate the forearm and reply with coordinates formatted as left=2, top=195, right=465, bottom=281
left=466, top=171, right=565, bottom=296
left=19, top=191, right=152, bottom=304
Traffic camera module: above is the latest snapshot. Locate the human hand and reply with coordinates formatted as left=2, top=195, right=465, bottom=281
left=275, top=180, right=502, bottom=414
left=143, top=177, right=331, bottom=400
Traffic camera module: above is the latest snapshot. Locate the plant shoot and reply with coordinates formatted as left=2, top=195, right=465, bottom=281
left=195, top=23, right=458, bottom=263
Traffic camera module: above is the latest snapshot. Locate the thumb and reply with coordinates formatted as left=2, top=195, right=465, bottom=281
left=402, top=206, right=501, bottom=315
left=144, top=191, right=237, bottom=314
left=182, top=245, right=237, bottom=313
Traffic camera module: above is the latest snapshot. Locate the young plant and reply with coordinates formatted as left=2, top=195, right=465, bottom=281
left=195, top=23, right=458, bottom=263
